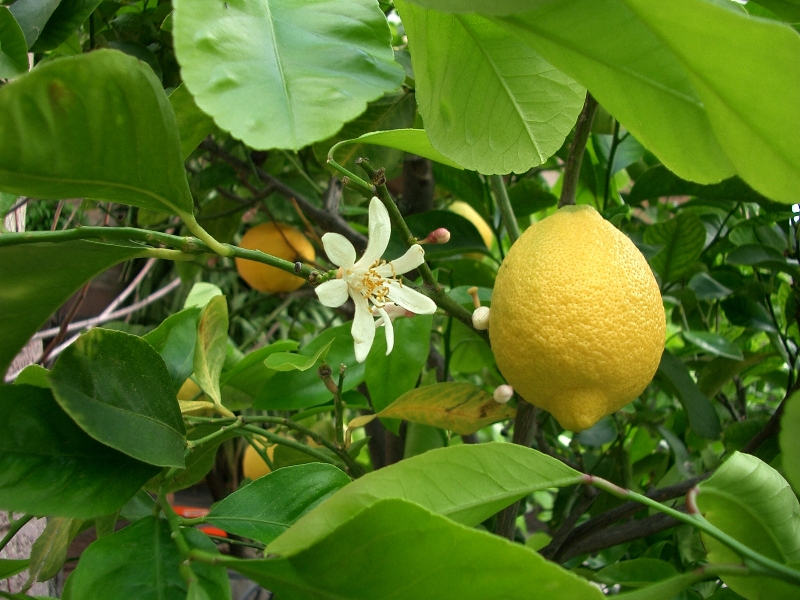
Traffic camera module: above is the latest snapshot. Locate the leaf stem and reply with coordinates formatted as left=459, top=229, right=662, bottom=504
left=186, top=418, right=243, bottom=451
left=178, top=211, right=234, bottom=257
left=558, top=93, right=598, bottom=208
left=157, top=484, right=196, bottom=587
left=489, top=174, right=520, bottom=244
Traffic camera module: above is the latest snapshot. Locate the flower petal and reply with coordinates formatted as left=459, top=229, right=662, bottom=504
left=355, top=197, right=391, bottom=269
left=386, top=281, right=437, bottom=315
left=315, top=279, right=349, bottom=308
left=321, top=233, right=356, bottom=268
left=351, top=293, right=375, bottom=363
left=377, top=306, right=394, bottom=355
left=378, top=244, right=426, bottom=276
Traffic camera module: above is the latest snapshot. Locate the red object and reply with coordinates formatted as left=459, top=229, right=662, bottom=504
left=172, top=505, right=228, bottom=538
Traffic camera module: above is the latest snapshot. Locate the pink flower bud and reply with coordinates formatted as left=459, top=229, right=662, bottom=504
left=422, top=228, right=451, bottom=244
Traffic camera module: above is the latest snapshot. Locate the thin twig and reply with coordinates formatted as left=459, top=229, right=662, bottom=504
left=558, top=93, right=598, bottom=208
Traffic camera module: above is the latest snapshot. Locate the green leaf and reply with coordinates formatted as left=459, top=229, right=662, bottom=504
left=49, top=329, right=186, bottom=468
left=168, top=84, right=215, bottom=160
left=0, top=559, right=28, bottom=580
left=385, top=210, right=488, bottom=261
left=143, top=307, right=202, bottom=392
left=193, top=296, right=228, bottom=406
left=0, top=385, right=159, bottom=518
left=0, top=7, right=28, bottom=78
left=727, top=244, right=800, bottom=278
left=205, top=463, right=350, bottom=544
left=683, top=330, right=744, bottom=361
left=697, top=452, right=800, bottom=599
left=67, top=517, right=230, bottom=600
left=373, top=381, right=516, bottom=435
left=220, top=340, right=298, bottom=395
left=27, top=517, right=84, bottom=584
left=12, top=364, right=50, bottom=388
left=688, top=272, right=734, bottom=301
left=432, top=164, right=490, bottom=219
left=184, top=282, right=223, bottom=309
left=401, top=0, right=546, bottom=13
left=29, top=0, right=102, bottom=52
left=396, top=1, right=584, bottom=174
left=644, top=212, right=707, bottom=282
left=229, top=499, right=603, bottom=600
left=507, top=178, right=558, bottom=217
left=8, top=0, right=60, bottom=47
left=268, top=442, right=582, bottom=556
left=329, top=128, right=463, bottom=170
left=0, top=50, right=194, bottom=216
left=0, top=240, right=145, bottom=375
left=366, top=314, right=433, bottom=434
left=748, top=0, right=800, bottom=21
left=173, top=0, right=404, bottom=150
left=656, top=350, right=722, bottom=439
left=595, top=558, right=677, bottom=588
left=264, top=338, right=334, bottom=372
left=780, top=391, right=800, bottom=494
left=614, top=571, right=713, bottom=600
left=254, top=324, right=366, bottom=411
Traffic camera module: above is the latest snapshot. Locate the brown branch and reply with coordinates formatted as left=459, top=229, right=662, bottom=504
left=558, top=93, right=598, bottom=208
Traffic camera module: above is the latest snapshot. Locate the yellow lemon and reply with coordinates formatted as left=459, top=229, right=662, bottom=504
left=235, top=222, right=315, bottom=293
left=177, top=378, right=204, bottom=401
left=242, top=442, right=276, bottom=480
left=449, top=201, right=494, bottom=249
left=489, top=205, right=665, bottom=431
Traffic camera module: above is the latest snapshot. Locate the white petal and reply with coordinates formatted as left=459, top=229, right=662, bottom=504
left=377, top=307, right=394, bottom=355
left=321, top=233, right=356, bottom=268
left=378, top=244, right=425, bottom=277
left=351, top=294, right=375, bottom=363
left=315, top=279, right=349, bottom=308
left=355, top=197, right=391, bottom=269
left=386, top=281, right=437, bottom=315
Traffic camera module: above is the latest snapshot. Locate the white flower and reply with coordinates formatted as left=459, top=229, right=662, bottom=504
left=315, top=197, right=437, bottom=362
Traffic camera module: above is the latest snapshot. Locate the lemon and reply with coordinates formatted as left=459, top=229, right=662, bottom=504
left=449, top=201, right=494, bottom=249
left=177, top=378, right=204, bottom=401
left=235, top=222, right=315, bottom=293
left=242, top=442, right=276, bottom=480
left=489, top=205, right=665, bottom=431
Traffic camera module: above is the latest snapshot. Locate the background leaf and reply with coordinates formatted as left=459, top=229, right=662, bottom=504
left=8, top=0, right=60, bottom=47
left=169, top=84, right=216, bottom=160
left=29, top=0, right=103, bottom=52
left=780, top=391, right=800, bottom=494
left=329, top=128, right=463, bottom=170
left=193, top=296, right=228, bottom=406
left=656, top=350, right=722, bottom=439
left=644, top=212, right=707, bottom=283
left=0, top=7, right=28, bottom=78
left=173, top=0, right=404, bottom=150
left=683, top=331, right=744, bottom=361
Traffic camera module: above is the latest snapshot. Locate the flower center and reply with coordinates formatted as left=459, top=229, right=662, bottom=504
left=353, top=260, right=398, bottom=307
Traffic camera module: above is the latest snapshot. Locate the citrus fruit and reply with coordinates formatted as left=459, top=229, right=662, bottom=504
left=242, top=442, right=276, bottom=480
left=489, top=205, right=665, bottom=431
left=235, top=222, right=315, bottom=293
left=449, top=200, right=494, bottom=249
left=177, top=378, right=204, bottom=401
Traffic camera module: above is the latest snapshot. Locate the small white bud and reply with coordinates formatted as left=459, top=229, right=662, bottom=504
left=472, top=306, right=490, bottom=330
left=493, top=384, right=514, bottom=404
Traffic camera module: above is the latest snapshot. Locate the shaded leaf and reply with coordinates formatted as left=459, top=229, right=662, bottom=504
left=688, top=272, right=733, bottom=301
left=432, top=164, right=490, bottom=219
left=193, top=296, right=228, bottom=406
left=385, top=210, right=488, bottom=261
left=0, top=7, right=28, bottom=78
left=656, top=350, right=722, bottom=439
left=507, top=178, right=558, bottom=217
left=220, top=340, right=298, bottom=395
left=594, top=558, right=677, bottom=588
left=8, top=0, right=60, bottom=47
left=143, top=307, right=202, bottom=392
left=780, top=391, right=800, bottom=494
left=30, top=0, right=102, bottom=52
left=696, top=353, right=769, bottom=398
left=169, top=84, right=215, bottom=160
left=50, top=329, right=186, bottom=468
left=644, top=212, right=707, bottom=282
left=727, top=244, right=800, bottom=279
left=683, top=330, right=743, bottom=361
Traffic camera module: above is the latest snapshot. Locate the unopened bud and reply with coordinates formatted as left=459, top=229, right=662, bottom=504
left=493, top=385, right=514, bottom=404
left=472, top=306, right=490, bottom=330
left=421, top=228, right=451, bottom=245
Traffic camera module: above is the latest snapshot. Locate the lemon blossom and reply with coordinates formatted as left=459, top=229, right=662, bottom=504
left=315, top=197, right=437, bottom=362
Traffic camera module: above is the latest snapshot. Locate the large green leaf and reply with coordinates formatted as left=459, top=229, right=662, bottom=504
left=0, top=240, right=145, bottom=375
left=49, top=329, right=186, bottom=468
left=697, top=452, right=800, bottom=599
left=780, top=391, right=800, bottom=494
left=228, top=499, right=603, bottom=600
left=403, top=0, right=548, bottom=13
left=0, top=7, right=28, bottom=78
left=29, top=0, right=103, bottom=52
left=656, top=350, right=722, bottom=439
left=397, top=0, right=584, bottom=174
left=644, top=211, right=707, bottom=283
left=8, top=0, right=60, bottom=47
left=0, top=385, right=159, bottom=518
left=0, top=50, right=194, bottom=216
left=268, top=442, right=582, bottom=556
left=172, top=0, right=404, bottom=150
left=205, top=463, right=350, bottom=544
left=66, top=517, right=230, bottom=600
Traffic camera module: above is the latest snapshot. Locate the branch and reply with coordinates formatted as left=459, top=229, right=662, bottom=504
left=558, top=93, right=598, bottom=208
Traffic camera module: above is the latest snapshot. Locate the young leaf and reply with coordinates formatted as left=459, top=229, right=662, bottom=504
left=268, top=442, right=583, bottom=556
left=328, top=128, right=462, bottom=169
left=50, top=329, right=187, bottom=468
left=696, top=452, right=800, bottom=600
left=643, top=212, right=707, bottom=283
left=396, top=0, right=584, bottom=174
left=0, top=7, right=28, bottom=78
left=0, top=240, right=145, bottom=376
left=0, top=385, right=159, bottom=518
left=192, top=296, right=229, bottom=406
left=264, top=338, right=334, bottom=372
left=0, top=50, right=194, bottom=215
left=780, top=391, right=800, bottom=494
left=220, top=339, right=298, bottom=395
left=172, top=0, right=404, bottom=150
left=683, top=331, right=744, bottom=361
left=228, top=499, right=604, bottom=600
left=205, top=463, right=350, bottom=544
left=143, top=307, right=203, bottom=392
left=656, top=350, right=722, bottom=439
left=26, top=517, right=84, bottom=585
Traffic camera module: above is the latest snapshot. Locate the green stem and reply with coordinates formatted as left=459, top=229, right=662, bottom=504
left=186, top=418, right=243, bottom=451
left=179, top=211, right=234, bottom=257
left=489, top=174, right=520, bottom=244
left=241, top=425, right=348, bottom=472
left=244, top=435, right=275, bottom=472
left=0, top=514, right=33, bottom=553
left=326, top=158, right=375, bottom=197
left=558, top=93, right=598, bottom=208
left=587, top=476, right=800, bottom=587
left=158, top=485, right=196, bottom=587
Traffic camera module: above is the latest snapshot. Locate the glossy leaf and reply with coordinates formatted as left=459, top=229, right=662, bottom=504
left=329, top=128, right=462, bottom=170
left=0, top=7, right=28, bottom=78
left=397, top=0, right=584, bottom=174
left=269, top=442, right=582, bottom=556
left=656, top=350, right=722, bottom=439
left=173, top=0, right=404, bottom=150
left=50, top=329, right=186, bottom=468
left=0, top=50, right=194, bottom=215
left=264, top=338, right=333, bottom=372
left=67, top=517, right=230, bottom=600
left=8, top=0, right=60, bottom=47
left=644, top=212, right=707, bottom=283
left=0, top=385, right=159, bottom=518
left=683, top=330, right=744, bottom=361
left=192, top=296, right=228, bottom=406
left=169, top=84, right=215, bottom=160
left=30, top=0, right=103, bottom=52
left=697, top=452, right=800, bottom=599
left=780, top=391, right=800, bottom=494
left=143, top=307, right=202, bottom=392
left=205, top=463, right=350, bottom=544
left=0, top=240, right=145, bottom=375
left=231, top=499, right=603, bottom=600
left=613, top=572, right=712, bottom=600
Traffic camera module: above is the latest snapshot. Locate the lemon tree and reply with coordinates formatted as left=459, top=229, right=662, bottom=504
left=1, top=1, right=800, bottom=599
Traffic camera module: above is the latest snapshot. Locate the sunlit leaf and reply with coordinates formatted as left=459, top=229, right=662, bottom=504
left=683, top=330, right=744, bottom=361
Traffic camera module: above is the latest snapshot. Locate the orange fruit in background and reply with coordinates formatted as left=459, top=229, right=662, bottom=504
left=242, top=442, right=276, bottom=480
left=235, top=222, right=315, bottom=293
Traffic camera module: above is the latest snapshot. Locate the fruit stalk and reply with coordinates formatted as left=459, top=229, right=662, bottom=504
left=558, top=92, right=598, bottom=208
